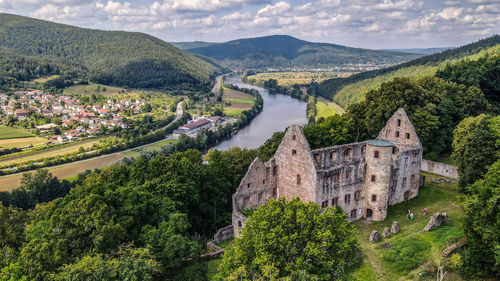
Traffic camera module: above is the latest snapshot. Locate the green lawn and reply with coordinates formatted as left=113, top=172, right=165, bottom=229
left=207, top=259, right=222, bottom=280
left=0, top=126, right=34, bottom=140
left=225, top=97, right=255, bottom=105
left=223, top=108, right=246, bottom=117
left=63, top=83, right=128, bottom=97
left=350, top=172, right=464, bottom=280
left=316, top=101, right=340, bottom=120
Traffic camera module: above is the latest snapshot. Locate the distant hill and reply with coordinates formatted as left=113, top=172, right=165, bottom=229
left=183, top=35, right=423, bottom=70
left=318, top=35, right=500, bottom=107
left=383, top=47, right=454, bottom=55
left=0, top=13, right=223, bottom=91
left=171, top=41, right=216, bottom=50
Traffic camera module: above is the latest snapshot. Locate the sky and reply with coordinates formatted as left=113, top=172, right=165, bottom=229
left=0, top=0, right=499, bottom=49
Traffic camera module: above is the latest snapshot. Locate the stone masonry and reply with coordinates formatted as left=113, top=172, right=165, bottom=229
left=232, top=108, right=423, bottom=237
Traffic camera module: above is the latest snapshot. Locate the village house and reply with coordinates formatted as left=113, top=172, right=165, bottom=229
left=14, top=109, right=30, bottom=120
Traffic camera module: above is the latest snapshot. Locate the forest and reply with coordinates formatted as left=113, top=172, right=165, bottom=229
left=317, top=35, right=500, bottom=102
left=0, top=13, right=223, bottom=92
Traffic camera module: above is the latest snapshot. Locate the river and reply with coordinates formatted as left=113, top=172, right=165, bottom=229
left=214, top=76, right=308, bottom=151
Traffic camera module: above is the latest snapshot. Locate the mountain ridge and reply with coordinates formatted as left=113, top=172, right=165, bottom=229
left=181, top=35, right=423, bottom=70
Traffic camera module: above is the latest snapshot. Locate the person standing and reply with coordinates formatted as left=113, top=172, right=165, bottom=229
left=424, top=207, right=427, bottom=215
left=410, top=213, right=414, bottom=221
left=407, top=209, right=411, bottom=219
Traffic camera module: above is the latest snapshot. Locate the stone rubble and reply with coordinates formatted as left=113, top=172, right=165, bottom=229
left=424, top=212, right=449, bottom=231
left=382, top=227, right=391, bottom=237
left=369, top=230, right=380, bottom=242
left=391, top=221, right=400, bottom=234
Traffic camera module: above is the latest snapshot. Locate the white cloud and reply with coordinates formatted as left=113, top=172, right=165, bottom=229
left=0, top=0, right=497, bottom=48
left=257, top=1, right=291, bottom=17
left=438, top=7, right=463, bottom=19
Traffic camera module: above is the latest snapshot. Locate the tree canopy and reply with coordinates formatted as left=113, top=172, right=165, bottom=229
left=461, top=159, right=500, bottom=278
left=452, top=115, right=499, bottom=190
left=215, top=198, right=359, bottom=280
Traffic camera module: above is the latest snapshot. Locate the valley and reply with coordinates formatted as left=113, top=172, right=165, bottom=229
left=0, top=8, right=497, bottom=281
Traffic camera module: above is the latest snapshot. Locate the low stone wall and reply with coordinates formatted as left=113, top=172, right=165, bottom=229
left=213, top=225, right=234, bottom=244
left=421, top=159, right=458, bottom=179
left=203, top=225, right=235, bottom=261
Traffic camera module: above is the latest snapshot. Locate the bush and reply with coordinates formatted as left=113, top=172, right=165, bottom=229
left=383, top=237, right=431, bottom=274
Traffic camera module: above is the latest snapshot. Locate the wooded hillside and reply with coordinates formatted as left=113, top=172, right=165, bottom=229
left=0, top=13, right=223, bottom=91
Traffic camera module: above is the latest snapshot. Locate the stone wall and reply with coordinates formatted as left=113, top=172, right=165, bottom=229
left=388, top=148, right=421, bottom=206
left=364, top=143, right=392, bottom=221
left=421, top=159, right=458, bottom=179
left=213, top=225, right=234, bottom=244
left=232, top=157, right=277, bottom=237
left=312, top=142, right=366, bottom=221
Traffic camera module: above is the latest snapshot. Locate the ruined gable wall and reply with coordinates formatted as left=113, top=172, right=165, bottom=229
left=274, top=125, right=317, bottom=203
left=232, top=157, right=277, bottom=237
left=312, top=143, right=366, bottom=220
left=378, top=108, right=422, bottom=148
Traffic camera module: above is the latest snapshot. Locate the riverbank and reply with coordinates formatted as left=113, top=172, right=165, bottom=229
left=214, top=76, right=307, bottom=150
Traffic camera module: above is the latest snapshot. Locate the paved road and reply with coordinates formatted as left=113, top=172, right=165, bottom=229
left=0, top=101, right=184, bottom=188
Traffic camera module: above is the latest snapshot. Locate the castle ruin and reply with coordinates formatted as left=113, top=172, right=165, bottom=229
left=232, top=108, right=424, bottom=237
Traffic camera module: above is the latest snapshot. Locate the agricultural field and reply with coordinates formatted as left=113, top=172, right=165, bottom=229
left=0, top=137, right=47, bottom=150
left=0, top=126, right=33, bottom=140
left=0, top=139, right=99, bottom=167
left=246, top=71, right=352, bottom=86
left=222, top=88, right=254, bottom=117
left=0, top=153, right=125, bottom=191
left=349, top=172, right=464, bottom=281
left=63, top=83, right=130, bottom=97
